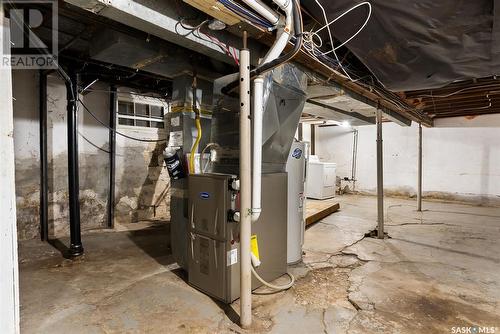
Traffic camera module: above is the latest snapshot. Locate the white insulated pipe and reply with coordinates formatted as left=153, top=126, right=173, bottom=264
left=240, top=0, right=280, bottom=25
left=251, top=0, right=293, bottom=222
left=239, top=46, right=252, bottom=328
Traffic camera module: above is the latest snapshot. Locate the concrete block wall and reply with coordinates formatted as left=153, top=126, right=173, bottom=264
left=12, top=70, right=170, bottom=240
left=314, top=116, right=500, bottom=206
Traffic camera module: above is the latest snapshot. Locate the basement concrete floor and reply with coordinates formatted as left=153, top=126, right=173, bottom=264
left=19, top=195, right=500, bottom=333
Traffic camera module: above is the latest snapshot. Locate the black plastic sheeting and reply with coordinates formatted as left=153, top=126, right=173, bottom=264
left=301, top=0, right=500, bottom=91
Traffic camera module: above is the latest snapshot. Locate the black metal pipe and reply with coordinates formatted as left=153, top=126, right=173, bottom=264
left=310, top=124, right=316, bottom=155
left=107, top=85, right=117, bottom=229
left=66, top=70, right=84, bottom=257
left=39, top=70, right=49, bottom=241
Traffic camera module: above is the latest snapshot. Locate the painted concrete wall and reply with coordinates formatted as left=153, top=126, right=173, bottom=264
left=12, top=70, right=170, bottom=240
left=1, top=13, right=20, bottom=333
left=316, top=117, right=500, bottom=205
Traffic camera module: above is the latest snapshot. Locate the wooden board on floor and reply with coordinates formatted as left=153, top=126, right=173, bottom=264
left=305, top=198, right=340, bottom=227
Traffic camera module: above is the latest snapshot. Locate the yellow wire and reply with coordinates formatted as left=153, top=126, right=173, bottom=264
left=189, top=117, right=202, bottom=174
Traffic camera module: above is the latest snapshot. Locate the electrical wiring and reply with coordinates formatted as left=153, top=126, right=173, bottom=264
left=78, top=98, right=168, bottom=143
left=193, top=27, right=240, bottom=65
left=179, top=18, right=209, bottom=31
left=174, top=16, right=239, bottom=65
left=316, top=2, right=372, bottom=53
left=416, top=84, right=500, bottom=98
left=312, top=0, right=351, bottom=79
left=306, top=1, right=373, bottom=81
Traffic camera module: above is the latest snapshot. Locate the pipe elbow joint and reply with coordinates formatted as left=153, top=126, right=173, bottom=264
left=251, top=208, right=261, bottom=222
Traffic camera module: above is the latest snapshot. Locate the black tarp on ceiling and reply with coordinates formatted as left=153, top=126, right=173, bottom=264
left=302, top=0, right=500, bottom=91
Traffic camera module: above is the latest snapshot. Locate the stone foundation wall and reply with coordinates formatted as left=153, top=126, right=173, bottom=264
left=13, top=70, right=170, bottom=240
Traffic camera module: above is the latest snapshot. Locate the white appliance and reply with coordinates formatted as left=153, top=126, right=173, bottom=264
left=285, top=141, right=308, bottom=264
left=306, top=156, right=337, bottom=199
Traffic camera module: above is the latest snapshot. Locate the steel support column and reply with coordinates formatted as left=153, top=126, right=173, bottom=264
left=417, top=123, right=423, bottom=211
left=66, top=71, right=84, bottom=257
left=376, top=109, right=384, bottom=239
left=310, top=124, right=316, bottom=155
left=107, top=85, right=117, bottom=228
left=39, top=71, right=49, bottom=241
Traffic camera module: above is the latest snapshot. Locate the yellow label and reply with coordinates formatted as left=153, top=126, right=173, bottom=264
left=250, top=235, right=260, bottom=260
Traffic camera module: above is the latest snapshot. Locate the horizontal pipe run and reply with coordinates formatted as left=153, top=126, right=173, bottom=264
left=240, top=0, right=280, bottom=25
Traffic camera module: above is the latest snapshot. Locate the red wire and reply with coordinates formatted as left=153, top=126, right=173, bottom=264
left=199, top=29, right=239, bottom=65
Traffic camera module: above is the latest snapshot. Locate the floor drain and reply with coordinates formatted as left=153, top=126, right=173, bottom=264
left=364, top=229, right=391, bottom=239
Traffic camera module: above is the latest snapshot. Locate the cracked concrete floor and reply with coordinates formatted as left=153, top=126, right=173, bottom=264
left=19, top=195, right=500, bottom=333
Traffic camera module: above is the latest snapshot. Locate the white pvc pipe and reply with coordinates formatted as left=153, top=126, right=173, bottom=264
left=251, top=76, right=264, bottom=222
left=261, top=27, right=291, bottom=64
left=240, top=0, right=280, bottom=25
left=261, top=0, right=292, bottom=63
left=251, top=0, right=293, bottom=222
left=239, top=48, right=252, bottom=329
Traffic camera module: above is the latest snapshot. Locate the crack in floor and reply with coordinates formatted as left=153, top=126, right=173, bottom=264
left=321, top=308, right=328, bottom=334
left=386, top=222, right=460, bottom=227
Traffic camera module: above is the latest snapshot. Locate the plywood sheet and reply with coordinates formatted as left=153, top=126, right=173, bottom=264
left=305, top=199, right=340, bottom=226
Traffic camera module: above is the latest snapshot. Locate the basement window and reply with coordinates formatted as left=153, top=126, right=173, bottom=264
left=117, top=101, right=165, bottom=129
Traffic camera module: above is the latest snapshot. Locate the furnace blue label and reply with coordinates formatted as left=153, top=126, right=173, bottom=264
left=200, top=192, right=210, bottom=199
left=292, top=148, right=303, bottom=159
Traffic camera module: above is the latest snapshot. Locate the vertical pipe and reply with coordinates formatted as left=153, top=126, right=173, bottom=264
left=251, top=76, right=263, bottom=222
left=352, top=129, right=358, bottom=191
left=417, top=123, right=423, bottom=212
left=107, top=85, right=117, bottom=228
left=239, top=32, right=252, bottom=329
left=298, top=123, right=303, bottom=141
left=39, top=71, right=49, bottom=241
left=376, top=109, right=384, bottom=239
left=66, top=71, right=84, bottom=257
left=310, top=124, right=316, bottom=155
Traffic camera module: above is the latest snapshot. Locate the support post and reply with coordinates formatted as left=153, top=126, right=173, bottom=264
left=417, top=123, right=423, bottom=211
left=239, top=32, right=252, bottom=329
left=310, top=124, right=316, bottom=155
left=298, top=122, right=303, bottom=141
left=376, top=109, right=384, bottom=239
left=66, top=71, right=84, bottom=257
left=39, top=71, right=49, bottom=241
left=107, top=85, right=117, bottom=228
